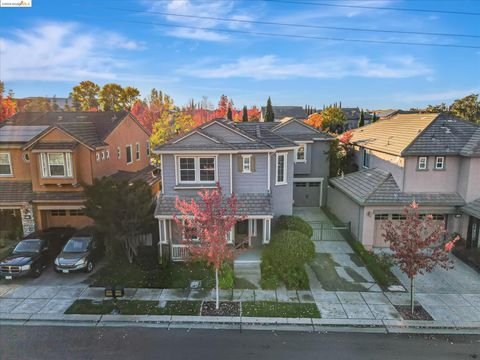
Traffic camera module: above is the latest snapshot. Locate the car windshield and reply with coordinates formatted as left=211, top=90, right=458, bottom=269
left=62, top=237, right=91, bottom=253
left=13, top=240, right=42, bottom=254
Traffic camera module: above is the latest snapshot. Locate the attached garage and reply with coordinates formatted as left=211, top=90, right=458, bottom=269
left=37, top=205, right=93, bottom=230
left=293, top=178, right=323, bottom=207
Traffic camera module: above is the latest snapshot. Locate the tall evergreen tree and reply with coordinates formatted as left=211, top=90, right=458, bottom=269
left=358, top=109, right=365, bottom=127
left=242, top=105, right=248, bottom=122
left=372, top=112, right=378, bottom=123
left=227, top=106, right=233, bottom=120
left=265, top=97, right=274, bottom=122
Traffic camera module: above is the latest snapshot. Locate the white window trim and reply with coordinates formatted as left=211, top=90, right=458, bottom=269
left=176, top=155, right=218, bottom=184
left=294, top=143, right=307, bottom=163
left=182, top=219, right=199, bottom=242
left=101, top=151, right=105, bottom=160
left=242, top=154, right=252, bottom=173
left=418, top=156, right=427, bottom=170
left=435, top=156, right=445, bottom=170
left=135, top=142, right=140, bottom=161
left=0, top=152, right=13, bottom=177
left=275, top=152, right=288, bottom=185
left=106, top=149, right=110, bottom=159
left=126, top=144, right=133, bottom=164
left=362, top=148, right=370, bottom=169
left=96, top=152, right=100, bottom=162
left=40, top=152, right=73, bottom=179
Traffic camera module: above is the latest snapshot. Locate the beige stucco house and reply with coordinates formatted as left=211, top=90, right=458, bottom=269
left=326, top=113, right=480, bottom=249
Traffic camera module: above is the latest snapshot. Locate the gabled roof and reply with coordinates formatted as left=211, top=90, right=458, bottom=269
left=261, top=106, right=307, bottom=120
left=4, top=111, right=148, bottom=150
left=462, top=198, right=480, bottom=218
left=347, top=113, right=439, bottom=156
left=329, top=168, right=465, bottom=206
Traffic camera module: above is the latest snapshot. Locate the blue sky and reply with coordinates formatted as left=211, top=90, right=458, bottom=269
left=1, top=0, right=479, bottom=109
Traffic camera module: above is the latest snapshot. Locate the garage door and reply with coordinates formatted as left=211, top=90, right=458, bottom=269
left=42, top=209, right=93, bottom=230
left=294, top=181, right=321, bottom=207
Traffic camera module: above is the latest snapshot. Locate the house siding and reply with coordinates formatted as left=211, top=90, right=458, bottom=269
left=326, top=185, right=362, bottom=240
left=270, top=150, right=294, bottom=216
left=232, top=153, right=269, bottom=194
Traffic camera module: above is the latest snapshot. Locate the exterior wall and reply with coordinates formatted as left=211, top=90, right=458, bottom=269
left=0, top=146, right=31, bottom=182
left=274, top=121, right=316, bottom=135
left=458, top=157, right=480, bottom=203
left=326, top=185, right=362, bottom=241
left=232, top=153, right=269, bottom=194
left=403, top=156, right=461, bottom=193
left=353, top=147, right=405, bottom=190
left=270, top=150, right=294, bottom=216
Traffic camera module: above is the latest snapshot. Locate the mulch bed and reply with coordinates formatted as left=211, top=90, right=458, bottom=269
left=201, top=301, right=240, bottom=316
left=394, top=305, right=433, bottom=321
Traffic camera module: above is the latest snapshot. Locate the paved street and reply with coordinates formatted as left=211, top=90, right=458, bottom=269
left=1, top=325, right=478, bottom=360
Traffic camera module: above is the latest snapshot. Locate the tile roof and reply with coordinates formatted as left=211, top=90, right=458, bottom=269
left=347, top=113, right=439, bottom=155
left=329, top=168, right=465, bottom=206
left=261, top=106, right=307, bottom=120
left=0, top=126, right=49, bottom=143
left=0, top=181, right=86, bottom=204
left=109, top=165, right=161, bottom=186
left=460, top=128, right=480, bottom=156
left=461, top=198, right=480, bottom=219
left=155, top=193, right=272, bottom=216
left=4, top=111, right=138, bottom=149
left=32, top=141, right=78, bottom=151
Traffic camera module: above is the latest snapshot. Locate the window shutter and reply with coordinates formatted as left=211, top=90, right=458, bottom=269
left=251, top=156, right=256, bottom=172
left=65, top=153, right=73, bottom=177
left=40, top=153, right=48, bottom=177
left=237, top=156, right=243, bottom=172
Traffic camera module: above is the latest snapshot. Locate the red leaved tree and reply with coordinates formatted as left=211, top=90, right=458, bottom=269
left=174, top=183, right=243, bottom=309
left=382, top=201, right=457, bottom=314
left=0, top=82, right=17, bottom=122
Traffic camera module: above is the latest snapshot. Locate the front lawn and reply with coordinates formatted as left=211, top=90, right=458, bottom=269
left=89, top=260, right=215, bottom=289
left=65, top=299, right=201, bottom=316
left=242, top=301, right=321, bottom=318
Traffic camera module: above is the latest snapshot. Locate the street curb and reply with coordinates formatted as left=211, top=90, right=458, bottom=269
left=1, top=313, right=479, bottom=334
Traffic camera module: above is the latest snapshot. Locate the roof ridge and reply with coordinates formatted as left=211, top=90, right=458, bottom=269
left=397, top=114, right=439, bottom=156
left=364, top=168, right=394, bottom=202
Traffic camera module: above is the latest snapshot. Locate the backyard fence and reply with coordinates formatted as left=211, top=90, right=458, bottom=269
left=309, top=221, right=351, bottom=241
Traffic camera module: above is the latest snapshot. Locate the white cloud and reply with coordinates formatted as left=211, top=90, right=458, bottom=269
left=0, top=22, right=143, bottom=81
left=180, top=55, right=432, bottom=80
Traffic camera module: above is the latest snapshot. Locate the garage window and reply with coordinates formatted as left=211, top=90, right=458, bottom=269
left=309, top=182, right=320, bottom=187
left=374, top=214, right=389, bottom=220
left=70, top=209, right=85, bottom=216
left=431, top=214, right=445, bottom=220
left=295, top=182, right=307, bottom=187
left=391, top=214, right=406, bottom=220
left=51, top=209, right=67, bottom=216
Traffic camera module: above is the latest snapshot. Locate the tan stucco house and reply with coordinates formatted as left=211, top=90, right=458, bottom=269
left=327, top=113, right=480, bottom=249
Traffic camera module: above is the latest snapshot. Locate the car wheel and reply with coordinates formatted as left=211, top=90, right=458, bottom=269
left=86, top=261, right=94, bottom=273
left=32, top=265, right=42, bottom=278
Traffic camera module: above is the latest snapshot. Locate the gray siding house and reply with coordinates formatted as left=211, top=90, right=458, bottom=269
left=260, top=106, right=307, bottom=123
left=326, top=113, right=480, bottom=249
left=153, top=118, right=332, bottom=260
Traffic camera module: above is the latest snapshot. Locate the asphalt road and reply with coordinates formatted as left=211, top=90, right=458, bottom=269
left=1, top=325, right=479, bottom=360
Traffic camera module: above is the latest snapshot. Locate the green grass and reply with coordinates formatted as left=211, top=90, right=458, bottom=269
left=322, top=208, right=401, bottom=289
left=234, top=276, right=258, bottom=289
left=89, top=260, right=215, bottom=289
left=65, top=300, right=201, bottom=315
left=242, top=301, right=321, bottom=318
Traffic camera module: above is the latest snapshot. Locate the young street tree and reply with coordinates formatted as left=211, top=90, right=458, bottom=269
left=174, top=183, right=242, bottom=309
left=382, top=201, right=456, bottom=314
left=265, top=97, right=274, bottom=122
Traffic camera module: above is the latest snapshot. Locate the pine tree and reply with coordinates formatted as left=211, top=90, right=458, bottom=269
left=358, top=109, right=365, bottom=127
left=227, top=106, right=233, bottom=120
left=372, top=112, right=378, bottom=123
left=265, top=97, right=274, bottom=122
left=242, top=106, right=248, bottom=122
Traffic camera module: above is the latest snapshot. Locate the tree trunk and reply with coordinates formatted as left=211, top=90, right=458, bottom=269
left=215, top=268, right=219, bottom=310
left=410, top=277, right=415, bottom=315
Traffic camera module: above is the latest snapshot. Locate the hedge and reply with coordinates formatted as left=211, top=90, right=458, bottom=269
left=276, top=216, right=313, bottom=238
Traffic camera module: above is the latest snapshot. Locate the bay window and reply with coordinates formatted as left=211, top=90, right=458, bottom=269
left=0, top=152, right=12, bottom=176
left=40, top=153, right=73, bottom=178
left=178, top=156, right=217, bottom=184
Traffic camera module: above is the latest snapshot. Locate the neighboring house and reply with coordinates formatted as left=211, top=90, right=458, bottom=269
left=326, top=113, right=480, bottom=249
left=340, top=107, right=372, bottom=130
left=153, top=118, right=332, bottom=260
left=372, top=109, right=400, bottom=120
left=0, top=111, right=158, bottom=237
left=260, top=106, right=307, bottom=123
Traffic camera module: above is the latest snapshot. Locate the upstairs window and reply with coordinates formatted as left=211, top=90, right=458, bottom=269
left=126, top=145, right=133, bottom=164
left=417, top=156, right=427, bottom=170
left=146, top=140, right=150, bottom=156
left=135, top=143, right=140, bottom=161
left=0, top=152, right=12, bottom=176
left=40, top=153, right=73, bottom=178
left=242, top=155, right=252, bottom=173
left=362, top=148, right=371, bottom=169
left=435, top=156, right=445, bottom=170
left=276, top=152, right=287, bottom=185
left=117, top=146, right=121, bottom=159
left=178, top=156, right=216, bottom=184
left=295, top=143, right=306, bottom=163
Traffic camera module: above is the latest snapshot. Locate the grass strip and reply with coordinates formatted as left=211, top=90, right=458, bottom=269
left=242, top=301, right=321, bottom=318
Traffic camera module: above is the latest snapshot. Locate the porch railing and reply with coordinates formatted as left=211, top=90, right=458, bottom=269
left=171, top=244, right=189, bottom=261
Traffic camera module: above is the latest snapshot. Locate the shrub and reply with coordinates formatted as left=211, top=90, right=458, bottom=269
left=276, top=216, right=313, bottom=238
left=261, top=230, right=315, bottom=289
left=135, top=245, right=158, bottom=271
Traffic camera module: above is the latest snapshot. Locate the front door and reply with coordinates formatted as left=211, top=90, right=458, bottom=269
left=467, top=216, right=480, bottom=248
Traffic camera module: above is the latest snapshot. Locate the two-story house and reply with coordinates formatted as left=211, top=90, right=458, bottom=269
left=260, top=106, right=307, bottom=123
left=153, top=118, right=332, bottom=260
left=326, top=113, right=480, bottom=249
left=0, top=111, right=158, bottom=237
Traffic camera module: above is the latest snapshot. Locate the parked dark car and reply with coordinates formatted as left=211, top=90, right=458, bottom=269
left=54, top=227, right=104, bottom=273
left=0, top=227, right=76, bottom=279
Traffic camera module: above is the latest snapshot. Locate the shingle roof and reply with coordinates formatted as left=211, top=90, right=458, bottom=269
left=403, top=114, right=480, bottom=156
left=462, top=198, right=480, bottom=219
left=339, top=108, right=372, bottom=121
left=329, top=168, right=465, bottom=206
left=32, top=141, right=78, bottom=151
left=155, top=193, right=272, bottom=217
left=4, top=111, right=141, bottom=149
left=109, top=165, right=161, bottom=187
left=0, top=182, right=86, bottom=204
left=261, top=106, right=307, bottom=120
left=347, top=113, right=439, bottom=156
